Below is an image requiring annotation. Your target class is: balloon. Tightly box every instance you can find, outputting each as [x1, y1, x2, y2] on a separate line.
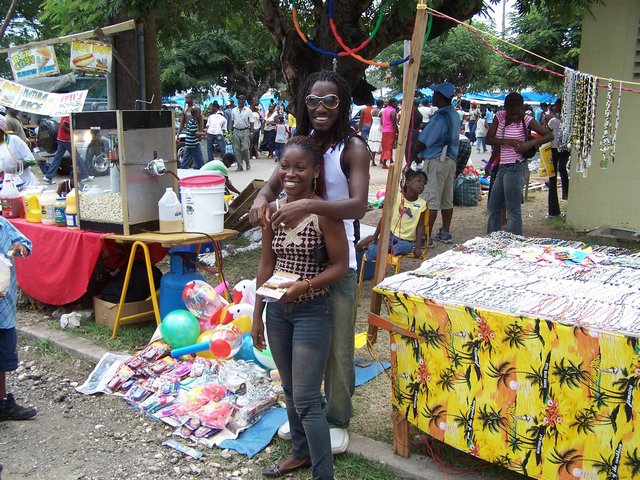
[182, 280, 227, 320]
[253, 345, 277, 370]
[161, 309, 201, 348]
[235, 333, 258, 362]
[231, 315, 252, 334]
[195, 330, 216, 358]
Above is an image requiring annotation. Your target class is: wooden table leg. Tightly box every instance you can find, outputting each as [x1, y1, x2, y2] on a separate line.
[392, 410, 411, 457]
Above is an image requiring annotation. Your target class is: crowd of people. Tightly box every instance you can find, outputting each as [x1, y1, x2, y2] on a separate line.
[177, 94, 297, 173]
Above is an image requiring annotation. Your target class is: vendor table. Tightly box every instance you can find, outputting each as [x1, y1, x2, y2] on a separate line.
[9, 218, 107, 305]
[106, 230, 237, 338]
[371, 233, 640, 480]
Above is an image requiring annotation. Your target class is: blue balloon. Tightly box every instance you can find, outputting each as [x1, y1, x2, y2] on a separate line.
[235, 333, 258, 362]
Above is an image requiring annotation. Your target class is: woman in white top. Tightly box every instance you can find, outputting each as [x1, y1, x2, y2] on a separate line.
[475, 113, 488, 153]
[261, 104, 278, 158]
[366, 99, 384, 166]
[0, 115, 38, 190]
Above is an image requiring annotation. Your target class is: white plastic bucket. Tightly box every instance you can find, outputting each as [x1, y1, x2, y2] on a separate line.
[179, 174, 228, 233]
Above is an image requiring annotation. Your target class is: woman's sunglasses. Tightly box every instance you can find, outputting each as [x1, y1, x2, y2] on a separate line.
[305, 94, 340, 110]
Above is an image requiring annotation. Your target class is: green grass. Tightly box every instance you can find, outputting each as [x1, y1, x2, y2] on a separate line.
[257, 438, 397, 479]
[33, 338, 73, 360]
[56, 318, 158, 353]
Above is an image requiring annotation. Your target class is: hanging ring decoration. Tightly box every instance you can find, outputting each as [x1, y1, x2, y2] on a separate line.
[291, 0, 432, 68]
[327, 0, 433, 67]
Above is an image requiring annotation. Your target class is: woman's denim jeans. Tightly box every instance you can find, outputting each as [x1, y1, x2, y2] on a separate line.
[266, 295, 334, 480]
[487, 161, 527, 235]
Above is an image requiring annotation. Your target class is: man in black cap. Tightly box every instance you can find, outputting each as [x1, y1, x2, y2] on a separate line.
[413, 82, 461, 246]
[231, 95, 253, 170]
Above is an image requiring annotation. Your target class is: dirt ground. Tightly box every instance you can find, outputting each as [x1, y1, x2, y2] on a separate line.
[1, 182, 573, 480]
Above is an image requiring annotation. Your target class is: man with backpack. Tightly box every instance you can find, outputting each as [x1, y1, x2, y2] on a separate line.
[413, 82, 460, 247]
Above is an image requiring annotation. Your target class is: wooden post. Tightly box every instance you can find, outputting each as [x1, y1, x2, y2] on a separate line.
[367, 4, 430, 346]
[392, 410, 411, 457]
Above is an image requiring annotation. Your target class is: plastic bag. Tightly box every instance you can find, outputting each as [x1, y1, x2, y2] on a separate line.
[538, 143, 555, 177]
[0, 254, 12, 297]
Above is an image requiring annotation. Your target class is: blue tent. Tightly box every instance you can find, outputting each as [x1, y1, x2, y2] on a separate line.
[464, 90, 557, 105]
[394, 87, 434, 101]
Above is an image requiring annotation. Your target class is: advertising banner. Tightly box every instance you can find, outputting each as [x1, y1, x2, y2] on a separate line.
[70, 40, 112, 73]
[0, 77, 87, 115]
[8, 45, 60, 81]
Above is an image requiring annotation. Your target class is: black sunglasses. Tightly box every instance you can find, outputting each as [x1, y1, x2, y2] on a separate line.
[305, 94, 340, 110]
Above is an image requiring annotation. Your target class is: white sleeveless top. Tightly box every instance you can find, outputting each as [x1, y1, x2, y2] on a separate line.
[324, 142, 357, 270]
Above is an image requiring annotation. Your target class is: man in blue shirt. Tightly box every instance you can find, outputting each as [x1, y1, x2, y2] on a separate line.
[413, 82, 460, 247]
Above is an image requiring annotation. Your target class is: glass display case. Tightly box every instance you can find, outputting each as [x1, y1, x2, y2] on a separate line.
[71, 110, 177, 234]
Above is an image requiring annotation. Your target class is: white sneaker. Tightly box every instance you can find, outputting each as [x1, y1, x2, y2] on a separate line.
[330, 428, 349, 455]
[277, 420, 291, 440]
[251, 155, 256, 160]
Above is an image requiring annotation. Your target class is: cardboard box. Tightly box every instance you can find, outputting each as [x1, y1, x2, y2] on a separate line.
[93, 295, 155, 330]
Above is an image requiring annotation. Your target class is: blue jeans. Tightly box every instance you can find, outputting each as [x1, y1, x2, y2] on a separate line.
[206, 134, 225, 162]
[181, 144, 204, 169]
[267, 295, 334, 480]
[487, 161, 527, 235]
[274, 142, 285, 160]
[45, 141, 90, 180]
[476, 136, 486, 152]
[362, 234, 414, 281]
[325, 269, 357, 429]
[360, 124, 371, 141]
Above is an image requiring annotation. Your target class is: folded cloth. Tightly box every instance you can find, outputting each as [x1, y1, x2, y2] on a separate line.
[355, 358, 391, 387]
[219, 407, 287, 458]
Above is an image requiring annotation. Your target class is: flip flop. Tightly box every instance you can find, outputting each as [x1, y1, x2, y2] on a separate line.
[262, 457, 311, 478]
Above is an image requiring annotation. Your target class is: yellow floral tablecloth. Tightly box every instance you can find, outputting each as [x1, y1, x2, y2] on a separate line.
[375, 282, 640, 479]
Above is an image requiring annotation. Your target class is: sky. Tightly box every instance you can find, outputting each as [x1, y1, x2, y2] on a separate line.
[475, 0, 516, 34]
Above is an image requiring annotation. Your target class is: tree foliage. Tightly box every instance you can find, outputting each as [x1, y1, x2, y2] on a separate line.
[371, 21, 502, 94]
[489, 5, 582, 94]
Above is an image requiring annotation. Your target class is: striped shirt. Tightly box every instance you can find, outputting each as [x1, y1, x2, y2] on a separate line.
[495, 111, 533, 164]
[185, 117, 200, 147]
[0, 217, 31, 329]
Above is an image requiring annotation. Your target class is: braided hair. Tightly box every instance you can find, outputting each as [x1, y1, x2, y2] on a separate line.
[280, 135, 326, 198]
[295, 70, 352, 144]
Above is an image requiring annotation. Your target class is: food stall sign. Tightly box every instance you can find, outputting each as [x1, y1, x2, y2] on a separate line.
[70, 40, 112, 73]
[8, 45, 60, 81]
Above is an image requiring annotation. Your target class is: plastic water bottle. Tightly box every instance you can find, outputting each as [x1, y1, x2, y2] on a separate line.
[40, 190, 57, 225]
[65, 188, 79, 229]
[158, 187, 183, 233]
[0, 174, 21, 218]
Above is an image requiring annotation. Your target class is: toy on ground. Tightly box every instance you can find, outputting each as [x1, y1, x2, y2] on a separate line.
[232, 279, 256, 305]
[182, 280, 229, 321]
[234, 333, 258, 363]
[171, 324, 242, 359]
[160, 309, 201, 348]
[219, 303, 253, 334]
[253, 345, 277, 370]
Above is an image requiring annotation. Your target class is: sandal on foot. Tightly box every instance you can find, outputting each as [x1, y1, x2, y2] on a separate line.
[262, 457, 311, 478]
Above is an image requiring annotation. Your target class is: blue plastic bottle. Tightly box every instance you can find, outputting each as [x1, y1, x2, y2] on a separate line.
[159, 254, 205, 319]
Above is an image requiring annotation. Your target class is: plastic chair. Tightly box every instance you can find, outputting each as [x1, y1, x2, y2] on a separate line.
[357, 208, 429, 301]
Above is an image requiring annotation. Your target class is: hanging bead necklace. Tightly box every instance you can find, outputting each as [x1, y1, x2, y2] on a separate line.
[599, 78, 614, 169]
